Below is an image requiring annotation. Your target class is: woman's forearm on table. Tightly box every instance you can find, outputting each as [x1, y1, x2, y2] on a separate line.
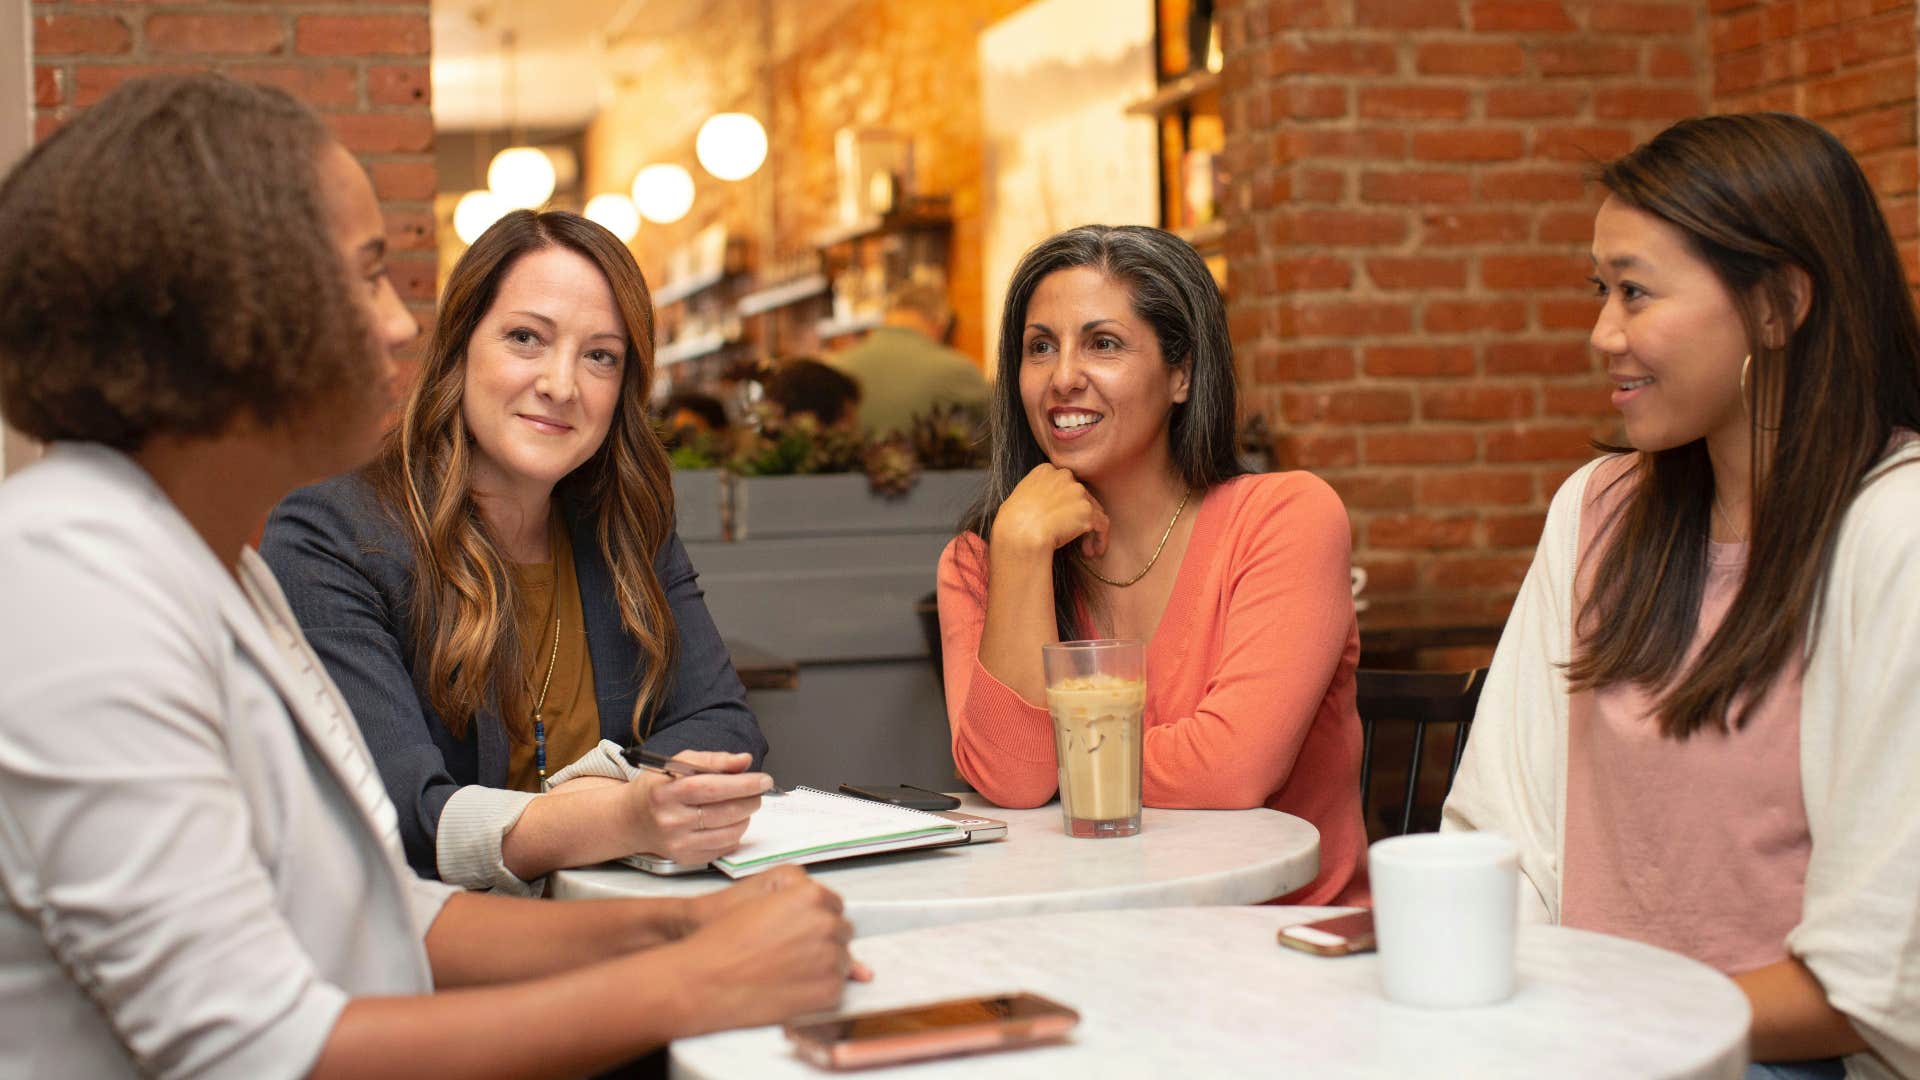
[975, 538, 1059, 708]
[422, 891, 690, 988]
[500, 782, 642, 881]
[1735, 956, 1869, 1062]
[311, 947, 700, 1080]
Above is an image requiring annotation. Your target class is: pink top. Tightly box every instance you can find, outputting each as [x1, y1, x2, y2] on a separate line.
[1562, 456, 1810, 975]
[936, 472, 1368, 905]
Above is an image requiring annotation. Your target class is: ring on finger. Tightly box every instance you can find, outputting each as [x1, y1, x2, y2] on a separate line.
[697, 806, 706, 831]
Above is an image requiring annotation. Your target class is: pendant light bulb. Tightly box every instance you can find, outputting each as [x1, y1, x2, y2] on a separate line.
[630, 163, 695, 224]
[454, 189, 510, 245]
[583, 193, 641, 243]
[487, 146, 557, 210]
[695, 112, 769, 182]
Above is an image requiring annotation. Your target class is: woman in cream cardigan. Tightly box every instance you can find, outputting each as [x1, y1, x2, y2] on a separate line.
[0, 74, 858, 1079]
[1443, 114, 1920, 1080]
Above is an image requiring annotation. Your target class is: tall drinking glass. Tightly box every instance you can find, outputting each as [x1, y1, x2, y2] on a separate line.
[1041, 639, 1146, 838]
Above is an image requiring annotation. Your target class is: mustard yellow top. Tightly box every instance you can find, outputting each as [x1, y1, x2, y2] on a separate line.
[506, 513, 601, 792]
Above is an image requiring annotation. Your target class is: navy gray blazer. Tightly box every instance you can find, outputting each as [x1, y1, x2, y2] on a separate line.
[260, 472, 766, 880]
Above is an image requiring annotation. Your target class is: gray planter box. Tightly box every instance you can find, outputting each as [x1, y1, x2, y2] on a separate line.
[679, 469, 989, 789]
[669, 468, 726, 542]
[687, 532, 954, 663]
[731, 470, 984, 540]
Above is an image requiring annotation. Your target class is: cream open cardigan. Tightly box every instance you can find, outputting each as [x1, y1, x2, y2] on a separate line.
[1443, 440, 1920, 1079]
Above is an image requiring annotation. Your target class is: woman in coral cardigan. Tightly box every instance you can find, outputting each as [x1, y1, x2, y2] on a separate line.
[937, 225, 1368, 904]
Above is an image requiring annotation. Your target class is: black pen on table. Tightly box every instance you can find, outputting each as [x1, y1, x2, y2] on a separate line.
[620, 745, 788, 795]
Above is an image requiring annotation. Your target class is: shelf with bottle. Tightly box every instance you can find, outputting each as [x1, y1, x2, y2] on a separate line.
[653, 222, 747, 307]
[1175, 218, 1227, 255]
[736, 273, 830, 317]
[656, 328, 744, 368]
[1144, 0, 1226, 288]
[810, 196, 952, 251]
[1125, 68, 1222, 118]
[653, 266, 737, 307]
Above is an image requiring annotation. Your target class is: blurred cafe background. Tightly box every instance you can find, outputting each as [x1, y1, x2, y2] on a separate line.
[8, 0, 1914, 821]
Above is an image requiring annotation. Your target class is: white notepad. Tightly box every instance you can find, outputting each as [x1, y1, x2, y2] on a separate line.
[712, 787, 966, 878]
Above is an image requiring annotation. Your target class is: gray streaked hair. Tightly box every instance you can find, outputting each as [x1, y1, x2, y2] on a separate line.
[959, 224, 1245, 640]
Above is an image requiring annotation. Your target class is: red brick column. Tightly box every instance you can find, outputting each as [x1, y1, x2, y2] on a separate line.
[1216, 0, 1705, 612]
[29, 1, 438, 324]
[1710, 0, 1919, 284]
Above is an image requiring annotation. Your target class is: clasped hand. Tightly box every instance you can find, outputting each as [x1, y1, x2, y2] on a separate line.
[991, 463, 1110, 558]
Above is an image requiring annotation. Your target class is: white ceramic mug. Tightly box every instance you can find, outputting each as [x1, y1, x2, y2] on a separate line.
[1369, 832, 1519, 1008]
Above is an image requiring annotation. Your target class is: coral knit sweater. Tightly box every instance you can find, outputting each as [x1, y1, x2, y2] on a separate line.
[936, 472, 1368, 905]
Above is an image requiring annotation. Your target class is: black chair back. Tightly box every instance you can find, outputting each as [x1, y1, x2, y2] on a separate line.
[915, 590, 943, 684]
[1355, 667, 1488, 838]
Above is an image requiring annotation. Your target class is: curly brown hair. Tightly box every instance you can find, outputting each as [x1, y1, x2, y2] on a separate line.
[0, 73, 372, 450]
[367, 210, 680, 743]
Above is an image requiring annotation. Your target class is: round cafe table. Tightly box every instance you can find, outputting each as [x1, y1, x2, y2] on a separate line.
[548, 794, 1320, 937]
[669, 906, 1750, 1080]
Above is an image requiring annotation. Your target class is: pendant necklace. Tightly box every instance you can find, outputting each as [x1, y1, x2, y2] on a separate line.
[1080, 488, 1193, 588]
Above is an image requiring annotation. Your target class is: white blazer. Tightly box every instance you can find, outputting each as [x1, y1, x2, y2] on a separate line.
[0, 444, 456, 1080]
[1444, 440, 1920, 1080]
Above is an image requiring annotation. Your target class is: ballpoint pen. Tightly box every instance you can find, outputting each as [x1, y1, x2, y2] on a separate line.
[620, 744, 788, 795]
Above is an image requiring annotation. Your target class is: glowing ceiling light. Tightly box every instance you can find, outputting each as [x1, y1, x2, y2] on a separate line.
[695, 112, 769, 182]
[583, 192, 641, 243]
[487, 146, 557, 210]
[453, 189, 509, 245]
[630, 163, 695, 224]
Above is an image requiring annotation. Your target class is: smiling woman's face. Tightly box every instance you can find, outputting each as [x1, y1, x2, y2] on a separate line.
[314, 140, 418, 470]
[1017, 266, 1190, 487]
[1588, 195, 1751, 455]
[461, 245, 629, 501]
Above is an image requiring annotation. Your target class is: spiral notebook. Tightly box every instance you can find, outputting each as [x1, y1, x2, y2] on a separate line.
[710, 786, 968, 879]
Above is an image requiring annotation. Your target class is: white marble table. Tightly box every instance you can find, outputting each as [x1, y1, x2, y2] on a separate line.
[670, 906, 1751, 1080]
[548, 795, 1320, 937]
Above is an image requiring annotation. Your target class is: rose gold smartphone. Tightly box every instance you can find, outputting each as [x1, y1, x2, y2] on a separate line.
[1277, 909, 1376, 956]
[783, 992, 1079, 1070]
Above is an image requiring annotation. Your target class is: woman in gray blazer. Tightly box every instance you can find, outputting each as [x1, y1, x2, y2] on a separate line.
[263, 210, 771, 895]
[0, 74, 857, 1080]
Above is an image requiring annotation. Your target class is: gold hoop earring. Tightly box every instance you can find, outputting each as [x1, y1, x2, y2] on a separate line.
[1741, 351, 1783, 433]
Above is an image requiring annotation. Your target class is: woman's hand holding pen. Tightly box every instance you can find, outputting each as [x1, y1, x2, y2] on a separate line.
[624, 750, 772, 866]
[671, 868, 869, 1034]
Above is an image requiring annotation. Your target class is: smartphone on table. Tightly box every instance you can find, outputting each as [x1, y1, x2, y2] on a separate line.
[1276, 909, 1376, 956]
[838, 783, 962, 812]
[783, 992, 1079, 1070]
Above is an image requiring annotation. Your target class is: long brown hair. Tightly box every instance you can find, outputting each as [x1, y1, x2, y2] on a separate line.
[1568, 113, 1920, 737]
[369, 209, 678, 741]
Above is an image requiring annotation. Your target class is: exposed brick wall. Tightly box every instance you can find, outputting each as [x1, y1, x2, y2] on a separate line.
[584, 0, 1030, 367]
[29, 1, 438, 327]
[1710, 0, 1919, 283]
[1216, 0, 1709, 613]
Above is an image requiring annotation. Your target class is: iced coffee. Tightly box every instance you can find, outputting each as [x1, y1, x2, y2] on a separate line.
[1041, 640, 1146, 838]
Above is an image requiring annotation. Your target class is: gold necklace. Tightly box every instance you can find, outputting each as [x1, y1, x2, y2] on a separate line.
[531, 603, 561, 785]
[1711, 490, 1748, 544]
[1080, 488, 1193, 588]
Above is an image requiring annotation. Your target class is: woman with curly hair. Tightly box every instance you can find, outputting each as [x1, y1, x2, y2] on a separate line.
[0, 73, 857, 1079]
[262, 210, 770, 894]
